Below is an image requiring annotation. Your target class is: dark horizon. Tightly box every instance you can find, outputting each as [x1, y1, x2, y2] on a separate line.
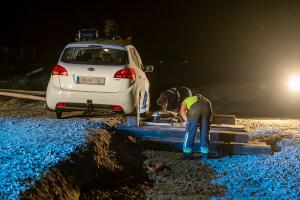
[1, 0, 300, 86]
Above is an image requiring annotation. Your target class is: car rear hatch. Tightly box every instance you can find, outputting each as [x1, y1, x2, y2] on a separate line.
[58, 63, 125, 93]
[56, 45, 128, 93]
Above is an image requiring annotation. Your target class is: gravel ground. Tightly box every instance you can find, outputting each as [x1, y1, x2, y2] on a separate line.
[143, 150, 226, 200]
[139, 119, 300, 200]
[0, 98, 54, 118]
[204, 119, 300, 199]
[1, 97, 300, 199]
[0, 117, 103, 199]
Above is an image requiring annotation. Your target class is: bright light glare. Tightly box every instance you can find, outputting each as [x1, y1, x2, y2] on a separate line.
[287, 75, 300, 92]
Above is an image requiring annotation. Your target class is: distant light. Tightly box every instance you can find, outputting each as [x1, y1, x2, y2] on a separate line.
[287, 75, 300, 92]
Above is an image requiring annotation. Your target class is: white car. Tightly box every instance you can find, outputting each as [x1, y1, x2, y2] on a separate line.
[46, 41, 153, 118]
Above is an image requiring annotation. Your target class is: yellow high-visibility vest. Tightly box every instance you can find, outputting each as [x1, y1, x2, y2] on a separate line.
[182, 96, 198, 110]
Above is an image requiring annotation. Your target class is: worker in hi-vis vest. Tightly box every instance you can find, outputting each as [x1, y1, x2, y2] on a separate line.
[157, 87, 192, 112]
[180, 94, 212, 159]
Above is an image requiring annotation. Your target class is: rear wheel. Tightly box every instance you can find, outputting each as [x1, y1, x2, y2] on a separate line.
[56, 110, 62, 119]
[126, 92, 141, 127]
[136, 92, 141, 127]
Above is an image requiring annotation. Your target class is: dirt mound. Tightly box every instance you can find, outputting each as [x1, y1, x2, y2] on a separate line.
[20, 128, 150, 200]
[80, 132, 150, 199]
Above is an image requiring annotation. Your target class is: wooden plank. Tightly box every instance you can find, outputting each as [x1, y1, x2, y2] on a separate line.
[0, 91, 46, 101]
[0, 89, 46, 96]
[139, 138, 271, 155]
[140, 122, 246, 132]
[211, 124, 246, 132]
[117, 125, 249, 143]
[212, 114, 236, 125]
[210, 131, 249, 143]
[210, 142, 271, 155]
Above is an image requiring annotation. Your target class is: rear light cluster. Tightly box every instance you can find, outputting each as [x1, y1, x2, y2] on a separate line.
[56, 102, 66, 107]
[112, 105, 123, 111]
[52, 65, 68, 76]
[114, 68, 135, 80]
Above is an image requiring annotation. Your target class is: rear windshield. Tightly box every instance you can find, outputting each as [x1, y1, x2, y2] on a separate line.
[61, 47, 128, 65]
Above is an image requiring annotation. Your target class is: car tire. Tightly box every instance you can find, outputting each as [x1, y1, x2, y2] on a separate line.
[56, 110, 63, 119]
[136, 92, 141, 127]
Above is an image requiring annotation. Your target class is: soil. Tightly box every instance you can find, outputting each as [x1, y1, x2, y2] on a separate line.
[141, 149, 226, 200]
[0, 97, 227, 199]
[0, 97, 54, 118]
[4, 97, 299, 199]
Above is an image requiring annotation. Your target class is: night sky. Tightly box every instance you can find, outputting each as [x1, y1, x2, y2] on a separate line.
[1, 0, 300, 86]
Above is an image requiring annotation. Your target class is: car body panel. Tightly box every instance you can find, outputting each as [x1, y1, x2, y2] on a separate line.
[57, 62, 125, 93]
[46, 41, 151, 115]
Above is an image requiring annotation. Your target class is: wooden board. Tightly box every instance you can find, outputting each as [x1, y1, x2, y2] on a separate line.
[210, 142, 271, 155]
[146, 112, 236, 125]
[0, 91, 46, 101]
[211, 124, 246, 132]
[139, 138, 271, 155]
[210, 130, 249, 143]
[0, 89, 46, 96]
[117, 125, 249, 143]
[212, 114, 236, 125]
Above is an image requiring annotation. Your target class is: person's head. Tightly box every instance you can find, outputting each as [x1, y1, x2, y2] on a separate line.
[157, 96, 168, 111]
[180, 87, 192, 99]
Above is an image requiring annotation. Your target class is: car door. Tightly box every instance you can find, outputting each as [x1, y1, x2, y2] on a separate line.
[129, 47, 149, 113]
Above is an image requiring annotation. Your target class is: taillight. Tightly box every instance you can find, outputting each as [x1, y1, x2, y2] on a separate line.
[52, 65, 68, 76]
[56, 102, 66, 107]
[114, 68, 135, 80]
[112, 105, 123, 111]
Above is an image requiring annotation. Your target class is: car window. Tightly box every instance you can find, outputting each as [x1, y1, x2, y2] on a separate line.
[61, 47, 128, 65]
[130, 48, 141, 68]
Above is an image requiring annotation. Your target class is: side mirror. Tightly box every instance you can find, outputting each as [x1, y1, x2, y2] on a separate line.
[144, 65, 154, 73]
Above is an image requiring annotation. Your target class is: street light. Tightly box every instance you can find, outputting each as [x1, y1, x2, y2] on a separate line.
[287, 74, 300, 92]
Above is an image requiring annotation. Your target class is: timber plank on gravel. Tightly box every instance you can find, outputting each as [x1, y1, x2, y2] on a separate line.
[139, 138, 271, 155]
[117, 125, 249, 143]
[210, 142, 271, 155]
[212, 114, 236, 125]
[0, 91, 46, 101]
[210, 130, 249, 143]
[140, 122, 246, 132]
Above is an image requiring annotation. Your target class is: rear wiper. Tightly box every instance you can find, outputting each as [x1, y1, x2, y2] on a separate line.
[88, 45, 103, 48]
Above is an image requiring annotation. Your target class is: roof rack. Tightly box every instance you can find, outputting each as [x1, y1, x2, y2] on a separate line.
[75, 29, 132, 45]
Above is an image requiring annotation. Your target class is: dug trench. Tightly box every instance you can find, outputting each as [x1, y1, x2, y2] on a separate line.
[20, 122, 227, 200]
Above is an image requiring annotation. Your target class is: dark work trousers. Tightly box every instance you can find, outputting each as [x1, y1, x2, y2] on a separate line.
[183, 99, 212, 154]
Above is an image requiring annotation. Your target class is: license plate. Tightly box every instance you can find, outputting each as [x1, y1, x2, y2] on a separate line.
[76, 76, 105, 85]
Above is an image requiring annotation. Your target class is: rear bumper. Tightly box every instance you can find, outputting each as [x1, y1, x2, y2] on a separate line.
[46, 84, 135, 114]
[55, 103, 124, 113]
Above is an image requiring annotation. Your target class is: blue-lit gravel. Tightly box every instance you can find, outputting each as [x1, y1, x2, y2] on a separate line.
[208, 119, 300, 199]
[0, 117, 103, 199]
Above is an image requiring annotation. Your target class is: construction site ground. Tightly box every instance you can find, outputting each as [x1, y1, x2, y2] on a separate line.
[1, 96, 300, 199]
